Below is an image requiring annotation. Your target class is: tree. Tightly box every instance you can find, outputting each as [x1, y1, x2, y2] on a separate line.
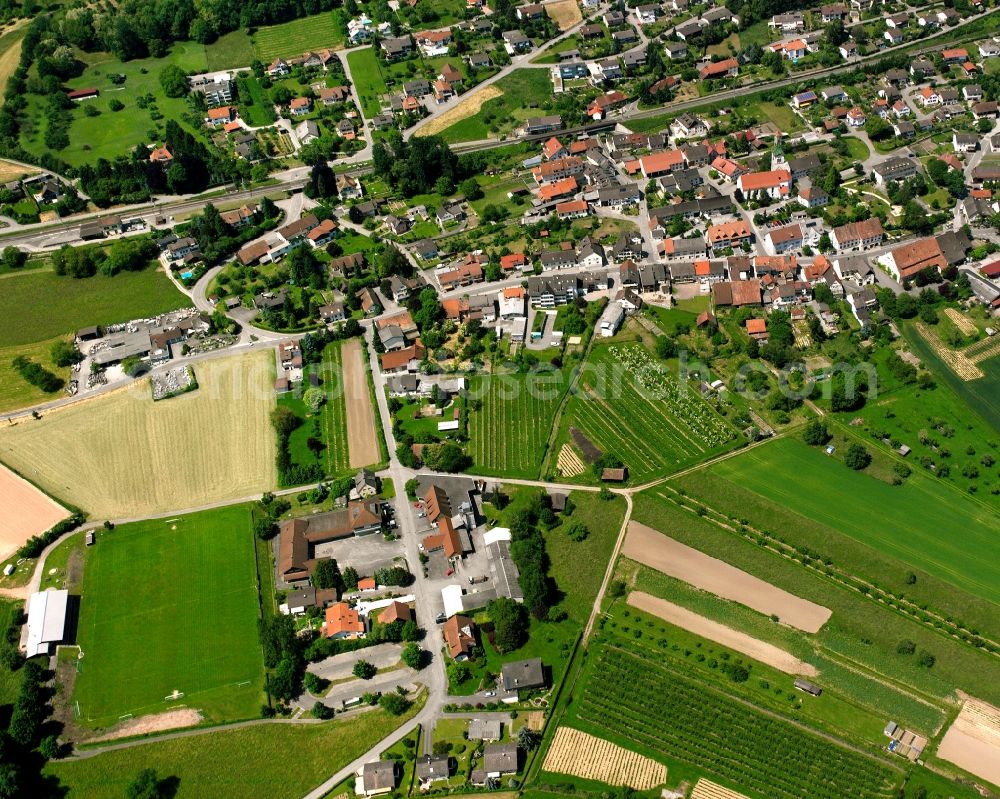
[917, 651, 936, 669]
[459, 177, 483, 201]
[803, 419, 830, 446]
[517, 725, 541, 750]
[50, 339, 82, 367]
[565, 520, 589, 542]
[254, 517, 278, 540]
[126, 769, 167, 799]
[379, 691, 411, 715]
[313, 559, 343, 591]
[655, 336, 677, 359]
[159, 64, 188, 98]
[353, 660, 377, 679]
[489, 597, 529, 653]
[401, 642, 425, 670]
[844, 443, 871, 470]
[1, 246, 26, 270]
[342, 566, 359, 590]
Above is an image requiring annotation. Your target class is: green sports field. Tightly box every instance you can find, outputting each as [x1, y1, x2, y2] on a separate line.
[705, 437, 1000, 604]
[73, 506, 265, 727]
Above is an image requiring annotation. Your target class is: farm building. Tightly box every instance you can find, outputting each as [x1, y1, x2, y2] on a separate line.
[601, 467, 628, 482]
[24, 589, 69, 657]
[794, 678, 822, 696]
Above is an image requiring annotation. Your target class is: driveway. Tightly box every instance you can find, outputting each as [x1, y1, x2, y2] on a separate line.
[307, 642, 405, 681]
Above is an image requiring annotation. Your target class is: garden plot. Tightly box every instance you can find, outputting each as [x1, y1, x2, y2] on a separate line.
[943, 308, 978, 337]
[563, 344, 736, 481]
[543, 726, 666, 789]
[626, 592, 818, 676]
[573, 644, 900, 799]
[556, 444, 585, 477]
[691, 779, 751, 799]
[468, 370, 568, 479]
[936, 697, 1000, 789]
[915, 323, 982, 380]
[621, 522, 832, 633]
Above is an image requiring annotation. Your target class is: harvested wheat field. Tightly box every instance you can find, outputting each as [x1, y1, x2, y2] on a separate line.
[622, 522, 832, 633]
[0, 462, 68, 559]
[0, 352, 276, 519]
[627, 591, 818, 676]
[556, 444, 585, 477]
[690, 779, 751, 799]
[342, 338, 380, 467]
[543, 726, 666, 789]
[937, 697, 1000, 788]
[416, 85, 503, 136]
[545, 0, 582, 30]
[0, 157, 37, 182]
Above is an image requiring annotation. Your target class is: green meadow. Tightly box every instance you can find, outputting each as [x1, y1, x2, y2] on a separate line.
[73, 506, 265, 727]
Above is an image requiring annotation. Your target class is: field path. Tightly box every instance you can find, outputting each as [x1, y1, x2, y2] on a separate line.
[341, 338, 379, 468]
[627, 591, 818, 676]
[622, 521, 832, 633]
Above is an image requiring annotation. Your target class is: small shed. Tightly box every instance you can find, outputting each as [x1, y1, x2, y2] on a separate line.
[601, 467, 628, 482]
[794, 678, 822, 696]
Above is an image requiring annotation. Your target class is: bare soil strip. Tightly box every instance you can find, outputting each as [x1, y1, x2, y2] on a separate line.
[543, 726, 666, 789]
[622, 522, 832, 633]
[0, 462, 68, 561]
[627, 591, 818, 676]
[691, 779, 751, 799]
[937, 697, 1000, 789]
[416, 85, 503, 137]
[342, 338, 380, 468]
[85, 708, 203, 743]
[544, 0, 583, 30]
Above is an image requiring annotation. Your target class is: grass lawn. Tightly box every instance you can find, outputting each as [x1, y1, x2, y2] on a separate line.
[903, 322, 1000, 435]
[737, 19, 772, 46]
[0, 335, 73, 414]
[45, 700, 423, 798]
[842, 136, 870, 161]
[984, 57, 1000, 75]
[253, 12, 347, 62]
[346, 48, 388, 119]
[205, 29, 256, 71]
[278, 341, 351, 478]
[467, 368, 570, 479]
[21, 44, 208, 166]
[706, 437, 1000, 605]
[439, 70, 554, 144]
[237, 75, 277, 126]
[73, 505, 264, 727]
[0, 599, 23, 705]
[0, 265, 187, 347]
[544, 492, 626, 625]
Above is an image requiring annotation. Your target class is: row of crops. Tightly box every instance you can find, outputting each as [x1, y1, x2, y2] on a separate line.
[574, 644, 900, 799]
[608, 345, 735, 450]
[468, 371, 568, 479]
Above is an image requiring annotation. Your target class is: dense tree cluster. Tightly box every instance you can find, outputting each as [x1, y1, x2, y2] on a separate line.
[373, 132, 460, 198]
[189, 197, 280, 263]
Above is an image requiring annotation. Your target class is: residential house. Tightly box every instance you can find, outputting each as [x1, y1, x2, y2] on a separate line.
[831, 217, 884, 251]
[362, 761, 397, 796]
[699, 57, 738, 80]
[873, 157, 918, 186]
[444, 614, 476, 659]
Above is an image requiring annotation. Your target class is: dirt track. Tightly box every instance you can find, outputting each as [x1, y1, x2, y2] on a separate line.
[627, 591, 818, 676]
[622, 522, 832, 633]
[937, 697, 1000, 788]
[342, 338, 380, 468]
[0, 462, 68, 561]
